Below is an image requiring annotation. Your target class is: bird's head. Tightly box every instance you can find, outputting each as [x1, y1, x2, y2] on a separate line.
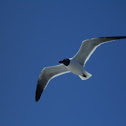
[59, 58, 70, 66]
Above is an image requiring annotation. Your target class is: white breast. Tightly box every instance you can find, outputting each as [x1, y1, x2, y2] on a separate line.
[66, 59, 84, 75]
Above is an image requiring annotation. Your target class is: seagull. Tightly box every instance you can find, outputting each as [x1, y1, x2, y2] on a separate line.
[35, 36, 126, 102]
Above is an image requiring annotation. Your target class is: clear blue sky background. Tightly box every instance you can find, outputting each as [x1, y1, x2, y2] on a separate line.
[0, 0, 126, 126]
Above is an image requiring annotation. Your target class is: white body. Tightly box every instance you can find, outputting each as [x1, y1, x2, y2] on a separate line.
[66, 59, 92, 80]
[66, 59, 84, 75]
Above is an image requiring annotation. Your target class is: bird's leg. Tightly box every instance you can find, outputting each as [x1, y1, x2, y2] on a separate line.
[83, 74, 87, 78]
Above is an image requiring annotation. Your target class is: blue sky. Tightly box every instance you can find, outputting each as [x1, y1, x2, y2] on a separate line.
[0, 0, 126, 126]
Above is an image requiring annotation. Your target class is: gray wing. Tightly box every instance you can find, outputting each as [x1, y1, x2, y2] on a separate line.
[35, 64, 69, 102]
[73, 36, 126, 66]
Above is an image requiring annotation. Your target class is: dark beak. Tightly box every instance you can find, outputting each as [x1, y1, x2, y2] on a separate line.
[59, 61, 63, 63]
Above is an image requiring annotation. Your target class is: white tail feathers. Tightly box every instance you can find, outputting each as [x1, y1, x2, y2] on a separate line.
[79, 71, 92, 80]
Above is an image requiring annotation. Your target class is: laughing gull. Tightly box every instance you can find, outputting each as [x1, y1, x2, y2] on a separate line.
[35, 36, 126, 102]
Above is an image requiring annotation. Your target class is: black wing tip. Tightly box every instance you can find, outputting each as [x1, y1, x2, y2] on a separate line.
[99, 36, 126, 39]
[35, 97, 39, 102]
[35, 83, 43, 102]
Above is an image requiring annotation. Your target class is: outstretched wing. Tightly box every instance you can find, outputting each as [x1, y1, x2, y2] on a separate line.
[36, 64, 69, 102]
[73, 36, 126, 66]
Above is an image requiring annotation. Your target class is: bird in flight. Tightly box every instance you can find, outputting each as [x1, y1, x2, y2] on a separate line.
[35, 36, 126, 102]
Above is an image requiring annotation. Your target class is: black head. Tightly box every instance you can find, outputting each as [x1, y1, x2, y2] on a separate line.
[59, 58, 70, 66]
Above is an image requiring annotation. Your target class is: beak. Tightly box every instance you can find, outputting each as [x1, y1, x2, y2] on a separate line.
[59, 61, 63, 63]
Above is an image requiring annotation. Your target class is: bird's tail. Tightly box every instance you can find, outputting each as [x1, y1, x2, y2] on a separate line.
[79, 70, 92, 80]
